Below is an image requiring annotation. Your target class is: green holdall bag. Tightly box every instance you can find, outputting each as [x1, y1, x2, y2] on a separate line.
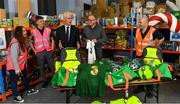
[57, 67, 78, 87]
[110, 96, 142, 104]
[153, 63, 172, 80]
[105, 64, 138, 90]
[105, 69, 126, 86]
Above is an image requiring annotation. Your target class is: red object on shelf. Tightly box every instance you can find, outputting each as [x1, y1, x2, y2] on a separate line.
[102, 47, 180, 54]
[105, 26, 135, 29]
[161, 50, 180, 54]
[3, 25, 169, 31]
[0, 62, 6, 69]
[102, 46, 135, 51]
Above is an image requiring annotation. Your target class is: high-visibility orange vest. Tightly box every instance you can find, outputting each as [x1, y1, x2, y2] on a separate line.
[135, 27, 156, 57]
[30, 27, 52, 52]
[6, 38, 27, 71]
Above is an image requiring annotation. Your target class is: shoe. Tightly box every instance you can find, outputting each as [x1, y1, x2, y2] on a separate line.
[27, 88, 39, 95]
[41, 81, 49, 89]
[14, 95, 24, 103]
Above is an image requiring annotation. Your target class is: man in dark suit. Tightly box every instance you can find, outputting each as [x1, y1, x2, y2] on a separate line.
[56, 11, 80, 49]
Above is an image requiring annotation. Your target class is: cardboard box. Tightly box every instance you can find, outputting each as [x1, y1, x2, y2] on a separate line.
[1, 19, 13, 28]
[105, 18, 114, 26]
[143, 8, 155, 15]
[119, 0, 130, 6]
[155, 5, 167, 13]
[120, 5, 130, 16]
[7, 19, 13, 28]
[1, 19, 7, 27]
[0, 18, 1, 27]
[17, 0, 32, 18]
[13, 18, 29, 28]
[118, 17, 124, 25]
[0, 9, 6, 19]
[96, 0, 106, 18]
[132, 0, 145, 6]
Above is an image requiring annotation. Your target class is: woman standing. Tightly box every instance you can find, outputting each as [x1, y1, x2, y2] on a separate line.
[6, 26, 39, 103]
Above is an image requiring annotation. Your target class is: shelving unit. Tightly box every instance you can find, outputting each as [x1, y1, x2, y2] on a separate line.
[103, 25, 179, 55]
[1, 25, 177, 55]
[102, 47, 135, 51]
[2, 27, 58, 31]
[102, 46, 180, 54]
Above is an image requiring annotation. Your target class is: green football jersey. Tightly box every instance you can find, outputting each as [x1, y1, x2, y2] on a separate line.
[76, 61, 106, 96]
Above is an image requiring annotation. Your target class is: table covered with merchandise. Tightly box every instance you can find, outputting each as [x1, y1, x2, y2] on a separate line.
[53, 58, 173, 103]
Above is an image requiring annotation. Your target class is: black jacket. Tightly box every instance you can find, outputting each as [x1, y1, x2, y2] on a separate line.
[55, 25, 80, 48]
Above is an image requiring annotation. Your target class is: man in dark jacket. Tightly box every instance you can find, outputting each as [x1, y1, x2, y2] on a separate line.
[82, 14, 107, 60]
[56, 11, 80, 49]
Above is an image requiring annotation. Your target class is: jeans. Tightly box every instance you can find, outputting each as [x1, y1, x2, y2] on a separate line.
[9, 70, 29, 97]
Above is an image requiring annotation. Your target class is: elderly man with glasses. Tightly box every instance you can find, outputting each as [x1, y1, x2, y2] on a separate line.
[82, 14, 107, 61]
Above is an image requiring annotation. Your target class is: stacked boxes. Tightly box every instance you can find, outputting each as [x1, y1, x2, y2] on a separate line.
[0, 9, 6, 19]
[17, 0, 32, 18]
[0, 19, 13, 28]
[115, 30, 129, 48]
[119, 0, 131, 17]
[13, 18, 29, 28]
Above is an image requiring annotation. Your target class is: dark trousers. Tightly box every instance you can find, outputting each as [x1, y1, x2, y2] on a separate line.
[9, 70, 30, 97]
[36, 50, 55, 82]
[95, 45, 103, 60]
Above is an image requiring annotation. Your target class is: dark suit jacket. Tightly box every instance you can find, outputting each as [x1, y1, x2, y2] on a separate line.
[55, 25, 80, 48]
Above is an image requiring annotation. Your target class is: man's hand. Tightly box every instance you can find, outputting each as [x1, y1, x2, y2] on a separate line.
[92, 39, 97, 43]
[34, 50, 37, 54]
[59, 43, 64, 49]
[15, 69, 21, 76]
[77, 43, 80, 49]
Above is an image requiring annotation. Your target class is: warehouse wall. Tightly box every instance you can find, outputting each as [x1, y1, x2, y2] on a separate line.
[31, 0, 38, 15]
[56, 0, 75, 15]
[4, 0, 17, 18]
[4, 0, 38, 18]
[3, 0, 95, 19]
[56, 0, 93, 23]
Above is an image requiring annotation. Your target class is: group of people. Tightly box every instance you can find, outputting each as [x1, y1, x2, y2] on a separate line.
[6, 11, 107, 103]
[6, 10, 164, 103]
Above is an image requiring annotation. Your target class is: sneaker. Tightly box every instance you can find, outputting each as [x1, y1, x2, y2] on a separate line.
[27, 88, 39, 95]
[41, 81, 49, 89]
[14, 95, 24, 103]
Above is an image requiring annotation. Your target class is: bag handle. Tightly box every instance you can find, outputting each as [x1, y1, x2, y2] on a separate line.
[62, 70, 69, 86]
[168, 64, 173, 71]
[107, 72, 129, 91]
[151, 69, 161, 82]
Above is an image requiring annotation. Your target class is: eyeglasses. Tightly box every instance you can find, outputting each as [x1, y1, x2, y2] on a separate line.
[88, 19, 96, 22]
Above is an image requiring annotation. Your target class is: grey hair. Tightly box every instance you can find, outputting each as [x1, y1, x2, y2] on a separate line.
[63, 11, 73, 19]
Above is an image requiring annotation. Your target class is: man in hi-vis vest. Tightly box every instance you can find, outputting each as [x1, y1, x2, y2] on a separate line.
[30, 16, 55, 88]
[133, 15, 164, 98]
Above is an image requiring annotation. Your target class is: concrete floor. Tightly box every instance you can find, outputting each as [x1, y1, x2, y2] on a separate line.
[4, 79, 180, 103]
